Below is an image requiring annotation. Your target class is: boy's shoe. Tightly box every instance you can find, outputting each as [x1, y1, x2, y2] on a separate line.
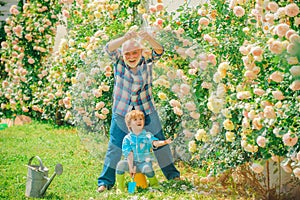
[116, 174, 125, 192]
[96, 185, 107, 193]
[148, 176, 159, 187]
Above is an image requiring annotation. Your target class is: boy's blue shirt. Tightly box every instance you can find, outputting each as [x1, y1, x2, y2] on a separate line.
[122, 129, 158, 162]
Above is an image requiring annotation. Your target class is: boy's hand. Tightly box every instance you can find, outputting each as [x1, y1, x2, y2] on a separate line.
[165, 137, 172, 144]
[129, 166, 136, 178]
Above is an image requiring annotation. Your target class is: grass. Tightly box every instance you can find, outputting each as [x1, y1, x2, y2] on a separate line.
[0, 121, 254, 200]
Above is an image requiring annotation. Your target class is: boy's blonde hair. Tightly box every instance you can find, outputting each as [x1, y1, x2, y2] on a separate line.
[125, 110, 145, 131]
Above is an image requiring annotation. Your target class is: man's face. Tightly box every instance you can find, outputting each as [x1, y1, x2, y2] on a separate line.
[122, 40, 142, 68]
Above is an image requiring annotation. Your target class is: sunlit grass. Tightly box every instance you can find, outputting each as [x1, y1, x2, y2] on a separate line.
[0, 121, 254, 199]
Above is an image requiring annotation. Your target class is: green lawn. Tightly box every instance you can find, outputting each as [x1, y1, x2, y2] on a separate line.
[0, 121, 252, 199]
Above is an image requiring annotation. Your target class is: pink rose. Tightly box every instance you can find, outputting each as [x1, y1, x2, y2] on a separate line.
[156, 3, 164, 11]
[199, 17, 210, 26]
[264, 106, 276, 119]
[251, 46, 263, 56]
[183, 129, 193, 139]
[282, 133, 298, 147]
[93, 89, 102, 98]
[149, 6, 157, 13]
[171, 84, 180, 93]
[252, 66, 261, 74]
[156, 18, 163, 26]
[188, 69, 197, 75]
[289, 34, 300, 44]
[252, 117, 263, 130]
[270, 71, 284, 83]
[101, 108, 109, 115]
[237, 91, 252, 100]
[233, 6, 245, 17]
[265, 13, 275, 23]
[190, 60, 199, 69]
[28, 58, 35, 64]
[256, 136, 266, 148]
[287, 43, 298, 55]
[272, 90, 285, 100]
[80, 52, 86, 60]
[13, 25, 23, 37]
[62, 9, 70, 18]
[185, 48, 195, 58]
[199, 61, 208, 70]
[253, 88, 265, 96]
[207, 53, 217, 65]
[2, 80, 9, 88]
[190, 112, 200, 120]
[1, 41, 8, 49]
[169, 99, 181, 107]
[261, 100, 273, 109]
[267, 2, 279, 12]
[244, 70, 257, 80]
[22, 107, 29, 112]
[242, 117, 250, 128]
[287, 57, 299, 65]
[239, 46, 249, 55]
[201, 82, 212, 89]
[180, 83, 190, 95]
[275, 24, 290, 38]
[295, 17, 300, 26]
[290, 80, 300, 91]
[286, 30, 296, 39]
[10, 5, 20, 15]
[285, 3, 299, 17]
[203, 34, 213, 42]
[185, 101, 196, 111]
[198, 53, 208, 61]
[269, 40, 284, 54]
[290, 66, 300, 77]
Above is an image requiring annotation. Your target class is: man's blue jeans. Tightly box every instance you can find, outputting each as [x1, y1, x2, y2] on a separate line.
[97, 110, 180, 189]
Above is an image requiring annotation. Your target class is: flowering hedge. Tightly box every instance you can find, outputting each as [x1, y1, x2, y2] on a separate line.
[1, 0, 300, 189]
[0, 0, 62, 121]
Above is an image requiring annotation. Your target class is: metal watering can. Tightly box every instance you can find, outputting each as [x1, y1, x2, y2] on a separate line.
[25, 156, 63, 198]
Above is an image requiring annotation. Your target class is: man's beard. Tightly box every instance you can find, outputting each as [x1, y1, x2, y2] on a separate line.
[124, 55, 142, 68]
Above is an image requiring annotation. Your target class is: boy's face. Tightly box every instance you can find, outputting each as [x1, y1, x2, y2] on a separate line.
[129, 116, 144, 134]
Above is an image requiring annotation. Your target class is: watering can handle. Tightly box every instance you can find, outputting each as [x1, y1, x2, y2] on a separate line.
[28, 156, 45, 170]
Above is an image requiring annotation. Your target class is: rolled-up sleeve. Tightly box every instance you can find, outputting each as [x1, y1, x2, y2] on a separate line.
[152, 47, 164, 61]
[104, 44, 121, 60]
[122, 137, 132, 158]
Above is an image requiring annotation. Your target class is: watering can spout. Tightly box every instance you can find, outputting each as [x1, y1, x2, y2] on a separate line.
[40, 163, 63, 196]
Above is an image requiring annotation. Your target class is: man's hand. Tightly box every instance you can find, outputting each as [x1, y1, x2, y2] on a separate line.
[138, 30, 152, 41]
[124, 30, 138, 41]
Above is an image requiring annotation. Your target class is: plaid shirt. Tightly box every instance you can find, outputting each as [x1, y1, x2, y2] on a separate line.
[105, 44, 163, 116]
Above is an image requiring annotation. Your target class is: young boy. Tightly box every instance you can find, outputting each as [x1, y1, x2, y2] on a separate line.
[115, 110, 172, 192]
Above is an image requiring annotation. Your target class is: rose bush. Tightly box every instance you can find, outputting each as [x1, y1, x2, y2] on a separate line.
[1, 0, 300, 196]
